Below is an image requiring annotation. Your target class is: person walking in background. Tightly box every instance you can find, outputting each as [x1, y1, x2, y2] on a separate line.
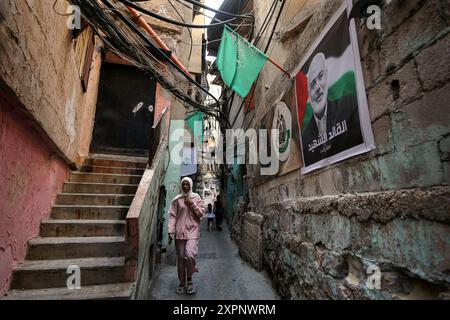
[206, 203, 215, 232]
[214, 195, 224, 232]
[168, 177, 205, 295]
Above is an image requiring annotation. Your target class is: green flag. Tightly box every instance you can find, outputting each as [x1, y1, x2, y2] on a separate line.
[216, 26, 268, 98]
[186, 111, 204, 145]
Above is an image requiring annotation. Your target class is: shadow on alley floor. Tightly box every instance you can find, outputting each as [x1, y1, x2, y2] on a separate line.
[150, 218, 279, 300]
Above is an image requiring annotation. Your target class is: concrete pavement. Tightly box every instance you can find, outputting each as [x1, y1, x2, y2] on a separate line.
[150, 218, 279, 300]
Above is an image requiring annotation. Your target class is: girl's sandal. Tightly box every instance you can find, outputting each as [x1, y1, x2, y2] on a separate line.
[176, 284, 185, 294]
[186, 281, 196, 295]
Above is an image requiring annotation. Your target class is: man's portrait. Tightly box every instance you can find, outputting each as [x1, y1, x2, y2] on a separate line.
[295, 9, 371, 172]
[300, 51, 363, 166]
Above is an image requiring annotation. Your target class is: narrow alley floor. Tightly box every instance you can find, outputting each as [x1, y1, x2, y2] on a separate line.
[150, 219, 279, 300]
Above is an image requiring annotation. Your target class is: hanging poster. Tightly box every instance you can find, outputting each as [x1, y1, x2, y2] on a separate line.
[294, 2, 375, 173]
[255, 81, 302, 183]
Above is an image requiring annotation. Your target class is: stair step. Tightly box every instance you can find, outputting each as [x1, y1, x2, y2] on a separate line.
[85, 157, 147, 169]
[11, 257, 126, 290]
[51, 205, 129, 220]
[80, 165, 145, 175]
[40, 220, 125, 237]
[27, 237, 125, 260]
[69, 172, 142, 184]
[63, 182, 139, 194]
[2, 282, 134, 300]
[55, 193, 135, 206]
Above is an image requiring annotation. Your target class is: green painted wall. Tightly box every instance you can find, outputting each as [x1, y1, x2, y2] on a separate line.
[162, 120, 184, 245]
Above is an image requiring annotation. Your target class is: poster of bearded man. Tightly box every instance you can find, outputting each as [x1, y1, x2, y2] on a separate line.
[294, 2, 375, 173]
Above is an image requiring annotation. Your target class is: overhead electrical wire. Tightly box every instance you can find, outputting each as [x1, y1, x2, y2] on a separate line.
[67, 0, 227, 126]
[253, 0, 278, 46]
[263, 0, 287, 52]
[239, 0, 287, 126]
[105, 2, 222, 115]
[180, 0, 254, 19]
[101, 1, 213, 98]
[228, 0, 287, 129]
[174, 0, 254, 28]
[223, 0, 279, 122]
[217, 1, 286, 176]
[88, 0, 257, 131]
[239, 0, 288, 130]
[176, 7, 257, 48]
[117, 0, 252, 29]
[167, 0, 193, 62]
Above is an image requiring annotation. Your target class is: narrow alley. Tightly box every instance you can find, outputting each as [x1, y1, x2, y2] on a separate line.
[151, 219, 279, 300]
[1, 0, 449, 304]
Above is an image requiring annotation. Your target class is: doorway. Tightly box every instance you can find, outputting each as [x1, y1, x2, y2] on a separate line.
[90, 63, 156, 157]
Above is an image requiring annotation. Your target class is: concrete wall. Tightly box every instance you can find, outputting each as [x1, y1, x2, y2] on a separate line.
[126, 135, 168, 300]
[0, 0, 191, 298]
[162, 118, 185, 246]
[139, 0, 193, 66]
[189, 11, 205, 74]
[0, 0, 98, 164]
[0, 0, 104, 295]
[0, 94, 69, 296]
[232, 0, 450, 299]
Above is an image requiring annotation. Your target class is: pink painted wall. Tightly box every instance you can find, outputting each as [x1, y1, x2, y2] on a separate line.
[0, 100, 69, 296]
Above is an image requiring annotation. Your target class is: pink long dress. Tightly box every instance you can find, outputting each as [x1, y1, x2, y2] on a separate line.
[168, 195, 205, 283]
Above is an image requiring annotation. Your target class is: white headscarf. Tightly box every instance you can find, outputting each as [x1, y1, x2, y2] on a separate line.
[172, 177, 201, 202]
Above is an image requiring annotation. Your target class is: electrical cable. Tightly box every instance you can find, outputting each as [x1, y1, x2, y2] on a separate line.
[175, 0, 254, 28]
[177, 12, 255, 48]
[167, 0, 193, 62]
[223, 0, 278, 123]
[180, 0, 254, 19]
[117, 0, 251, 29]
[102, 0, 221, 112]
[230, 0, 287, 130]
[253, 0, 278, 46]
[264, 0, 287, 53]
[69, 0, 227, 125]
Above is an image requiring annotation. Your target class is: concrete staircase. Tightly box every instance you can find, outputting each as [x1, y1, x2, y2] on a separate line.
[2, 155, 147, 300]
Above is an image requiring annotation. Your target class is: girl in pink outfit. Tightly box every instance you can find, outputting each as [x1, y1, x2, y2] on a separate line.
[168, 177, 205, 295]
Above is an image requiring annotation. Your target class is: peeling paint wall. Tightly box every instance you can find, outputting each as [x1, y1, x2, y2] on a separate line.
[0, 0, 91, 163]
[161, 118, 184, 246]
[126, 136, 168, 300]
[231, 0, 450, 299]
[0, 0, 101, 296]
[0, 100, 69, 296]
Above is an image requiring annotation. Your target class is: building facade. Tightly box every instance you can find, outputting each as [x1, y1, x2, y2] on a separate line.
[211, 0, 450, 299]
[0, 0, 199, 298]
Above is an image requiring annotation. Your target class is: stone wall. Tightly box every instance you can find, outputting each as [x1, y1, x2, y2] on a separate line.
[236, 0, 450, 299]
